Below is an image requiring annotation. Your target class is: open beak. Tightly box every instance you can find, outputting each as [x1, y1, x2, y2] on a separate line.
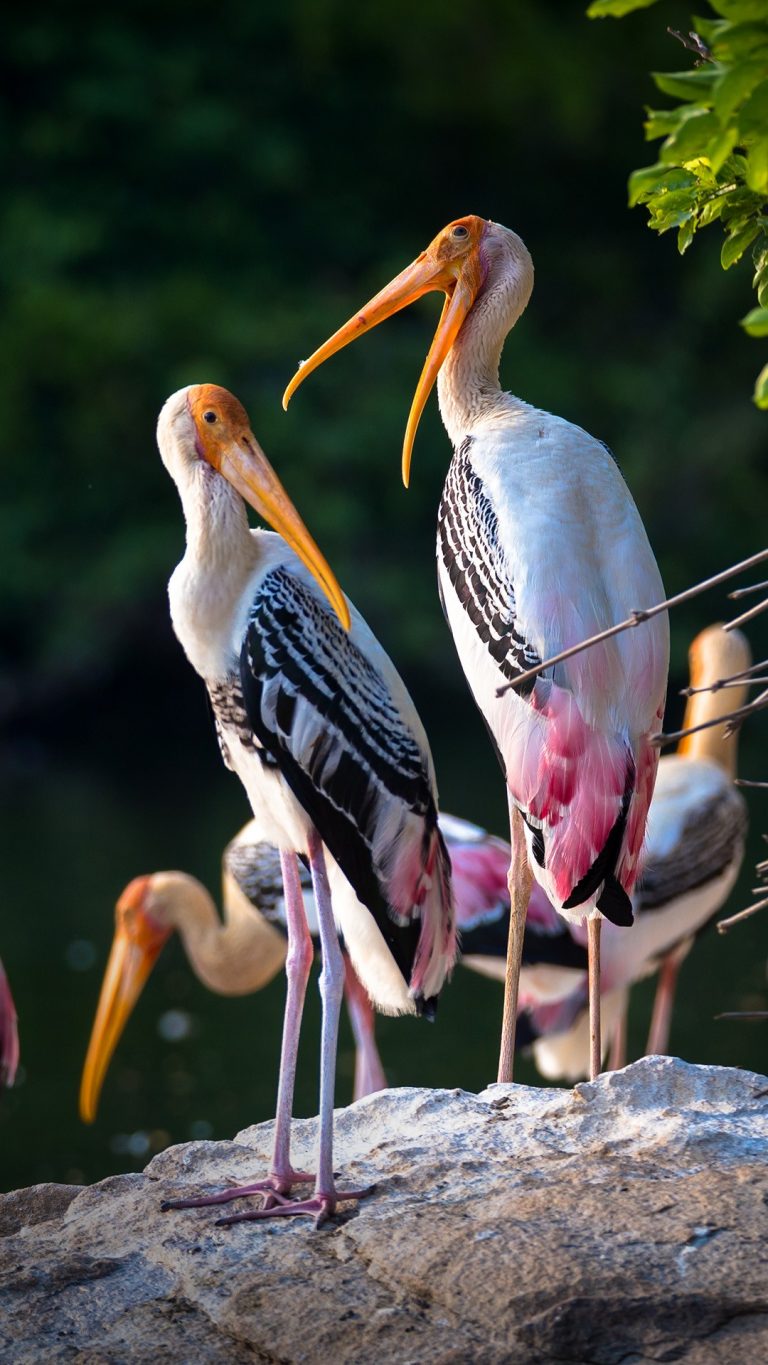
[283, 231, 486, 487]
[215, 431, 351, 631]
[79, 898, 170, 1124]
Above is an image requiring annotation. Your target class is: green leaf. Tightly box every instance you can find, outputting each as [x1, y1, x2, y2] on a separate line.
[627, 162, 694, 206]
[699, 196, 727, 225]
[711, 23, 768, 64]
[652, 68, 718, 102]
[678, 216, 697, 253]
[721, 218, 761, 266]
[586, 0, 661, 15]
[705, 121, 738, 173]
[746, 137, 768, 190]
[741, 305, 768, 334]
[661, 110, 720, 163]
[644, 106, 691, 139]
[709, 0, 768, 21]
[713, 59, 768, 121]
[647, 189, 697, 233]
[753, 361, 768, 408]
[738, 77, 768, 138]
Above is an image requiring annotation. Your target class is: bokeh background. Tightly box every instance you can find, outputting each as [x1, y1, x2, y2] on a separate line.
[2, 1, 766, 1190]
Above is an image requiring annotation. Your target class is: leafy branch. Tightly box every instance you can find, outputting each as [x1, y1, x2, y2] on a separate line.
[588, 0, 768, 409]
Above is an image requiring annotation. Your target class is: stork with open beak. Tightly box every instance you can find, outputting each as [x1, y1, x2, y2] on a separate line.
[153, 385, 454, 1225]
[283, 215, 669, 1082]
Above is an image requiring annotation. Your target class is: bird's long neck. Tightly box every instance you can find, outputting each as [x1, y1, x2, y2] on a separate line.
[437, 246, 533, 447]
[171, 465, 261, 678]
[167, 873, 286, 996]
[677, 673, 748, 776]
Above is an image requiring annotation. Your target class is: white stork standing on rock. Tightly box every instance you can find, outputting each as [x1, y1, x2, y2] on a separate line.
[152, 384, 454, 1225]
[283, 213, 670, 1081]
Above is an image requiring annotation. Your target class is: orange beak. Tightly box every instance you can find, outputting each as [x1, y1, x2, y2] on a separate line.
[283, 217, 488, 487]
[209, 429, 350, 632]
[79, 880, 171, 1124]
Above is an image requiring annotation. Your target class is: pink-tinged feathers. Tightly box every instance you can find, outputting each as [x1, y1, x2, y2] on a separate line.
[447, 828, 561, 935]
[0, 958, 19, 1088]
[386, 821, 456, 1002]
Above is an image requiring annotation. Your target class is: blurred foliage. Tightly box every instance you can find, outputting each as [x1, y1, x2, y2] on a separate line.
[2, 0, 767, 719]
[590, 0, 768, 407]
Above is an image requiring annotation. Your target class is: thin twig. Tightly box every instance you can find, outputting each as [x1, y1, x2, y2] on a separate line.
[717, 895, 768, 934]
[667, 26, 714, 64]
[726, 597, 768, 631]
[495, 548, 768, 699]
[681, 677, 768, 696]
[715, 1011, 768, 1021]
[737, 779, 768, 789]
[680, 658, 768, 696]
[730, 579, 768, 600]
[653, 689, 768, 748]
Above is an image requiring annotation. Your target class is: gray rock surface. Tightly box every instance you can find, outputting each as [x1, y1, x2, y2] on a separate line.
[1, 1056, 767, 1363]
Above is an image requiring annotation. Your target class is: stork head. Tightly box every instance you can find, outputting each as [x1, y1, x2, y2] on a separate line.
[79, 873, 182, 1124]
[157, 384, 350, 630]
[283, 216, 532, 486]
[679, 623, 752, 771]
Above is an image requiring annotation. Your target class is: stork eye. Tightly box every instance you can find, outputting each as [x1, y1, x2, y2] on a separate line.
[203, 410, 218, 424]
[451, 225, 469, 240]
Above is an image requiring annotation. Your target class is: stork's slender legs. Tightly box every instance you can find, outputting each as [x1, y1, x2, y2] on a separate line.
[645, 946, 686, 1056]
[498, 800, 532, 1084]
[587, 915, 602, 1082]
[343, 954, 388, 1101]
[268, 850, 315, 1185]
[218, 830, 371, 1228]
[161, 849, 314, 1214]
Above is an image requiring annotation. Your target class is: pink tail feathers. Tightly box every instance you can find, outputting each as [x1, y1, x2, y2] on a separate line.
[511, 684, 634, 910]
[407, 824, 456, 1003]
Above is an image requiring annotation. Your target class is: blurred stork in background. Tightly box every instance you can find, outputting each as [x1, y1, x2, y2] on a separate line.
[283, 213, 669, 1083]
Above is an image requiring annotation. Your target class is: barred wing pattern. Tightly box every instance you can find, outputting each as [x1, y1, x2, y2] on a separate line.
[438, 438, 541, 693]
[239, 567, 454, 1008]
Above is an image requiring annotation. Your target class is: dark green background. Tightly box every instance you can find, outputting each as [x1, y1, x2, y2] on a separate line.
[1, 1, 766, 1190]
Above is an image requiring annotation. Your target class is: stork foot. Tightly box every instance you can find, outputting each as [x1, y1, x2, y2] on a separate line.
[216, 1183, 374, 1230]
[161, 1169, 314, 1212]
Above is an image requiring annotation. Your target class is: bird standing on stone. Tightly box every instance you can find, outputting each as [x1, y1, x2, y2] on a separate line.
[283, 214, 669, 1082]
[153, 384, 454, 1224]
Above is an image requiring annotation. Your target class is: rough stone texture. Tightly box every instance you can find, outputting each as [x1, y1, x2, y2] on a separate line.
[1, 1057, 767, 1363]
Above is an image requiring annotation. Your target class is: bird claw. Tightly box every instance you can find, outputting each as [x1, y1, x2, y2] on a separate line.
[215, 1183, 374, 1230]
[161, 1169, 314, 1212]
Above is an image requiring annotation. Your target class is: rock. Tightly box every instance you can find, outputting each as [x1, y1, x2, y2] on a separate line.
[1, 1057, 767, 1363]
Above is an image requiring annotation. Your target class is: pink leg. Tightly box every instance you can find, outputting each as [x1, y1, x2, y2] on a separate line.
[645, 947, 686, 1056]
[343, 954, 387, 1101]
[218, 830, 372, 1228]
[588, 915, 602, 1082]
[498, 799, 532, 1084]
[162, 849, 314, 1213]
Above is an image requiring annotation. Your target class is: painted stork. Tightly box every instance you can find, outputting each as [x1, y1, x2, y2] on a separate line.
[153, 384, 454, 1224]
[79, 820, 387, 1123]
[283, 214, 669, 1081]
[0, 956, 19, 1088]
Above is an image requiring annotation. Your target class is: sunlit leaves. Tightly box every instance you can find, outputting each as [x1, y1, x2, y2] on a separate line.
[596, 0, 768, 408]
[587, 0, 661, 15]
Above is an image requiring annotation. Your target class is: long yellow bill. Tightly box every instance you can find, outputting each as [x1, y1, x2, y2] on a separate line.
[282, 216, 488, 487]
[189, 384, 351, 631]
[79, 882, 170, 1124]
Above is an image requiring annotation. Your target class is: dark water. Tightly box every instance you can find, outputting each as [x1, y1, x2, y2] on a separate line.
[1, 660, 766, 1193]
